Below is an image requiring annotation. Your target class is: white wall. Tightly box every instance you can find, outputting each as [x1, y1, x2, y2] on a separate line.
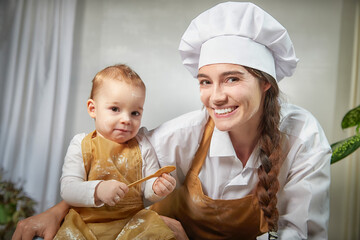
[70, 0, 345, 138]
[66, 0, 359, 239]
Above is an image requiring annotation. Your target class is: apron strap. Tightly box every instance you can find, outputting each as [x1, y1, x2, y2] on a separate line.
[188, 118, 215, 175]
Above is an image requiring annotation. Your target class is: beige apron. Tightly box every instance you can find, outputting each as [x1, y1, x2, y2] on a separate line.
[55, 131, 175, 240]
[151, 119, 268, 239]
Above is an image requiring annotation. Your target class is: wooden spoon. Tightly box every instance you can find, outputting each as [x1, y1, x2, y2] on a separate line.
[127, 165, 176, 188]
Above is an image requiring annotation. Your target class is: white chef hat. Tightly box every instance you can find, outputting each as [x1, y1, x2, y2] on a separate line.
[179, 2, 299, 81]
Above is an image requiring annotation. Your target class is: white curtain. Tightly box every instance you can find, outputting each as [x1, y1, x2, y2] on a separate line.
[0, 0, 77, 212]
[344, 1, 360, 238]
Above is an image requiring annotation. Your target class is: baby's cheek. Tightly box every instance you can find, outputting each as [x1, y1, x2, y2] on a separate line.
[133, 121, 142, 132]
[103, 119, 114, 129]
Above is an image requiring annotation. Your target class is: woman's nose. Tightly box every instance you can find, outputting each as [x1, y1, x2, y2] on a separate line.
[211, 85, 227, 105]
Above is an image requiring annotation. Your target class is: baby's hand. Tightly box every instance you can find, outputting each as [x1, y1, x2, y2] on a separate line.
[152, 173, 176, 197]
[95, 180, 129, 206]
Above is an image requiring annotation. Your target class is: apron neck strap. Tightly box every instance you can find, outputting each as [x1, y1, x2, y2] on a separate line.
[188, 117, 215, 175]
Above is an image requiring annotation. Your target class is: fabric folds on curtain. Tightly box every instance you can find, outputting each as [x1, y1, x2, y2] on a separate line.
[0, 0, 77, 212]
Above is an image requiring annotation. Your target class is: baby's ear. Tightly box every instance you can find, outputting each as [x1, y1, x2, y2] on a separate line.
[87, 99, 96, 119]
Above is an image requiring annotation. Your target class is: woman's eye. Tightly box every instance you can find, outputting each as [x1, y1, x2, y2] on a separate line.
[199, 80, 211, 85]
[227, 77, 239, 83]
[111, 107, 119, 112]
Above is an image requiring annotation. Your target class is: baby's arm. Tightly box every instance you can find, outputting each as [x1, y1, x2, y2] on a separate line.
[62, 134, 130, 207]
[94, 180, 129, 206]
[137, 128, 176, 202]
[61, 134, 102, 207]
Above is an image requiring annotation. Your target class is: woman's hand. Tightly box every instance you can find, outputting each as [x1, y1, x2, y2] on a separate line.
[153, 173, 176, 197]
[160, 215, 189, 240]
[12, 201, 70, 240]
[95, 180, 129, 206]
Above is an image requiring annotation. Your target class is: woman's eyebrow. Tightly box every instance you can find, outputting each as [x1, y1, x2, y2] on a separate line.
[220, 71, 245, 77]
[197, 71, 244, 79]
[197, 73, 209, 79]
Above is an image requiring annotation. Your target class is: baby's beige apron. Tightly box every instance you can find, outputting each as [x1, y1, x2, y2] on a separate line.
[151, 119, 268, 240]
[55, 131, 175, 240]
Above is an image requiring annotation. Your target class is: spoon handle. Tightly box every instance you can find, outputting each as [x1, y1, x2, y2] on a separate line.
[128, 175, 155, 188]
[127, 165, 176, 188]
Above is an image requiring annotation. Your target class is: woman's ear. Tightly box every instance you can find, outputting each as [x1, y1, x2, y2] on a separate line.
[262, 81, 271, 92]
[87, 99, 96, 119]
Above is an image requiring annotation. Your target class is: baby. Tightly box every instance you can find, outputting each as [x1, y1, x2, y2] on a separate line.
[54, 64, 176, 240]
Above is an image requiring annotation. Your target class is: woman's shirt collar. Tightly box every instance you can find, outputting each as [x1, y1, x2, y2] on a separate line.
[209, 126, 262, 170]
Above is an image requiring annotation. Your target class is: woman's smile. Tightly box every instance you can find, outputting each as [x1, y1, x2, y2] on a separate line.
[213, 106, 238, 117]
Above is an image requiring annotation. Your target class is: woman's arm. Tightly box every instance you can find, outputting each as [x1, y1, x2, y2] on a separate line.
[12, 201, 70, 240]
[160, 216, 189, 240]
[275, 105, 331, 239]
[276, 146, 331, 239]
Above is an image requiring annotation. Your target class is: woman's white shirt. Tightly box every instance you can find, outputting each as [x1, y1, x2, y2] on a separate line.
[60, 131, 162, 208]
[145, 103, 331, 240]
[62, 103, 331, 240]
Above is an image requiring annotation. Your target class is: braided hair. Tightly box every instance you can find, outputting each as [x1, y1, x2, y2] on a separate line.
[245, 67, 284, 238]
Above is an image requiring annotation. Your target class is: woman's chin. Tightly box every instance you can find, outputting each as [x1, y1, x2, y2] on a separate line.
[212, 120, 233, 132]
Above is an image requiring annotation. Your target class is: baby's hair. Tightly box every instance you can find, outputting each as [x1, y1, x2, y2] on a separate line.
[90, 64, 145, 99]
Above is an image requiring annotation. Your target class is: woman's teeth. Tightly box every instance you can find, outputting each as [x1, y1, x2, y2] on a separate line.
[214, 107, 235, 115]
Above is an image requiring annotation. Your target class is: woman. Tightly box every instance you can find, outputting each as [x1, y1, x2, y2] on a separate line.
[12, 2, 330, 240]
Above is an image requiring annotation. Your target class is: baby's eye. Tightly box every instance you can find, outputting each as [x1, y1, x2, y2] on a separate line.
[111, 107, 119, 112]
[132, 111, 140, 116]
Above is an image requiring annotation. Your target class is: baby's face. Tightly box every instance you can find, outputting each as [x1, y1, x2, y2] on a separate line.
[89, 79, 145, 143]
